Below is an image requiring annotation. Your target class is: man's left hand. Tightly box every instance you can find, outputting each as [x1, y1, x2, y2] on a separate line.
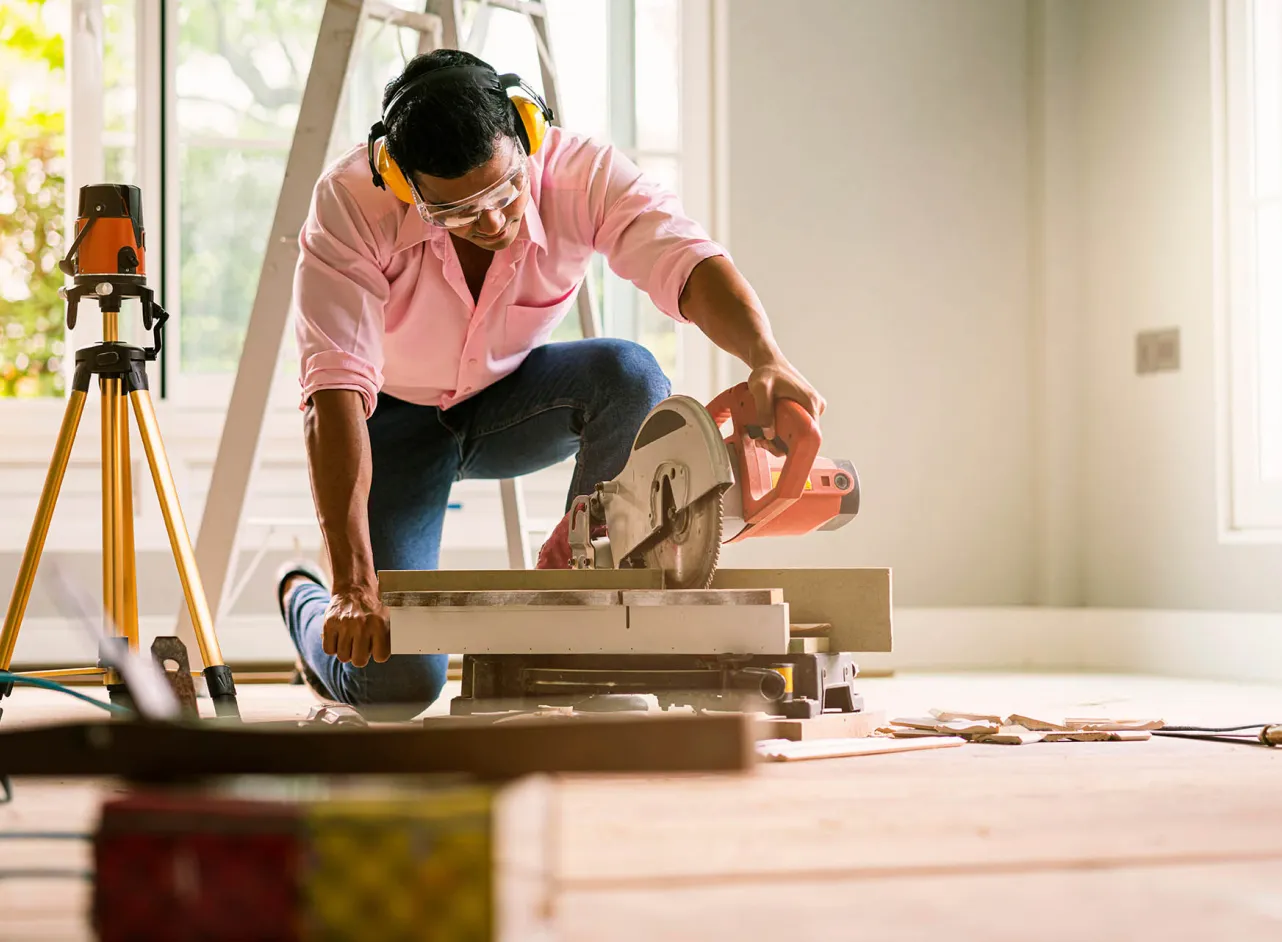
[746, 353, 826, 430]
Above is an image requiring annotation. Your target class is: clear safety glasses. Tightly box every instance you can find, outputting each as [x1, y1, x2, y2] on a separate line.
[409, 149, 528, 230]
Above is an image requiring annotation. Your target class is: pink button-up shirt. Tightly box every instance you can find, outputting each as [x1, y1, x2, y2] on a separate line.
[291, 127, 728, 419]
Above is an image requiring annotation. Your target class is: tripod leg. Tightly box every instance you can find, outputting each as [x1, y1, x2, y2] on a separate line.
[117, 386, 139, 647]
[1, 390, 89, 673]
[100, 376, 120, 644]
[129, 388, 239, 718]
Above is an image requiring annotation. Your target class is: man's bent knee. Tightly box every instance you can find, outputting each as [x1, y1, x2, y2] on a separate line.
[588, 339, 671, 415]
[331, 653, 449, 721]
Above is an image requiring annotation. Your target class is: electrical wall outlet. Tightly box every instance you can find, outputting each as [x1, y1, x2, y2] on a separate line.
[1136, 327, 1180, 375]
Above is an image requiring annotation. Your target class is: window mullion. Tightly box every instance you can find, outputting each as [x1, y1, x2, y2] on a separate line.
[64, 0, 105, 397]
[160, 0, 181, 401]
[137, 0, 165, 396]
[606, 0, 638, 345]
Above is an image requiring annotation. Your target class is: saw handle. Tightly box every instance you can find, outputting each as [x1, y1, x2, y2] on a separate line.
[706, 383, 822, 527]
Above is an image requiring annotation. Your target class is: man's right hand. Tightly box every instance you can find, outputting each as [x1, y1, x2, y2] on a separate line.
[322, 587, 390, 668]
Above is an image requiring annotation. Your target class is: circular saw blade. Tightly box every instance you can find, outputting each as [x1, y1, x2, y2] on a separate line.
[644, 491, 723, 589]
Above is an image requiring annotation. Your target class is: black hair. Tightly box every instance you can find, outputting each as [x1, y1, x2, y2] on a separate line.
[382, 50, 519, 180]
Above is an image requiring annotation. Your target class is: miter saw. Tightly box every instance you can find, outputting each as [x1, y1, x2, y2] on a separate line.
[567, 382, 860, 588]
[441, 385, 866, 718]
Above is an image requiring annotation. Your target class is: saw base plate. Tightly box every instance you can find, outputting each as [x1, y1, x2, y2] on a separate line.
[450, 652, 863, 720]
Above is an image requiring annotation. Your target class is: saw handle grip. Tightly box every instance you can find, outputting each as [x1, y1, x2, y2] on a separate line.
[706, 383, 822, 526]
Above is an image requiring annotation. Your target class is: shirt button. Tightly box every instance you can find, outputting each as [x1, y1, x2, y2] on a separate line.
[468, 357, 478, 367]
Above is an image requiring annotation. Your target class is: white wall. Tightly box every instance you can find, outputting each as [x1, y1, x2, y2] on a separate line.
[1071, 0, 1282, 610]
[715, 0, 1036, 606]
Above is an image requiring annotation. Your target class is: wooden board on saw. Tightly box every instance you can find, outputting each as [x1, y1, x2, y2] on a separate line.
[381, 568, 894, 654]
[711, 568, 892, 653]
[379, 569, 664, 592]
[386, 588, 789, 655]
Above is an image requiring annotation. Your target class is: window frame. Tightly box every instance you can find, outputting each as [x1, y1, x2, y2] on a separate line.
[9, 0, 718, 423]
[1219, 0, 1282, 534]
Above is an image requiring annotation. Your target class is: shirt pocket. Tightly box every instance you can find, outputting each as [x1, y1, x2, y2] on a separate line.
[502, 286, 579, 354]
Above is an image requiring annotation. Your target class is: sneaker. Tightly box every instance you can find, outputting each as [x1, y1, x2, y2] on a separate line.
[275, 559, 336, 702]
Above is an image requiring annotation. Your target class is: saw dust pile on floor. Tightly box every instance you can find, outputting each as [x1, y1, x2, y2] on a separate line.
[3, 672, 1281, 942]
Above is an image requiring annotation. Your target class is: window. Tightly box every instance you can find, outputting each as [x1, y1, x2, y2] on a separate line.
[0, 0, 69, 399]
[23, 0, 709, 411]
[1223, 0, 1282, 530]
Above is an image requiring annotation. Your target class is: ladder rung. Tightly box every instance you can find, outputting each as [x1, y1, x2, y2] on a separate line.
[480, 0, 547, 18]
[365, 0, 442, 33]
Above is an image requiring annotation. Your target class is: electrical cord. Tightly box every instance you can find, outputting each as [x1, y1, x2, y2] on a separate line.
[0, 671, 132, 806]
[0, 671, 130, 715]
[1152, 722, 1282, 747]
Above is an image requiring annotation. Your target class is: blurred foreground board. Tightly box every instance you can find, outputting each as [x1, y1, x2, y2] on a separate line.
[93, 775, 552, 942]
[0, 711, 756, 777]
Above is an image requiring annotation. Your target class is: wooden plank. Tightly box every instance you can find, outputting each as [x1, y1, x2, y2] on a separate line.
[760, 709, 887, 741]
[756, 735, 965, 761]
[378, 569, 663, 593]
[788, 623, 831, 637]
[0, 712, 756, 777]
[710, 568, 892, 653]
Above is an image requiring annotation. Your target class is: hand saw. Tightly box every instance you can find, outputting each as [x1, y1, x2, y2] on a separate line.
[567, 382, 860, 588]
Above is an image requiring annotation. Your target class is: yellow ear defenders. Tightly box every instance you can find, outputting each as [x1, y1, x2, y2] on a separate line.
[367, 65, 554, 206]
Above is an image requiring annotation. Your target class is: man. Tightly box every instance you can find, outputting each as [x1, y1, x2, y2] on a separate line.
[277, 49, 823, 718]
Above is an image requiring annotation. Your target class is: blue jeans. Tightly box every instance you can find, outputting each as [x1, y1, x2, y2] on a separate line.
[283, 338, 671, 719]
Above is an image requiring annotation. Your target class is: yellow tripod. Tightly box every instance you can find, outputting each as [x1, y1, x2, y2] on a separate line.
[0, 184, 238, 719]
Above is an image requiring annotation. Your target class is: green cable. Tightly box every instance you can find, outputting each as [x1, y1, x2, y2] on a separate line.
[0, 671, 130, 715]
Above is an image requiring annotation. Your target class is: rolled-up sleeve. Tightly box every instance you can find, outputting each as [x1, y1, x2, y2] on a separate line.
[580, 144, 728, 322]
[292, 175, 388, 419]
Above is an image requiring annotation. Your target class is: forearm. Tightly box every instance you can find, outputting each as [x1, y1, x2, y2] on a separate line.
[677, 255, 785, 368]
[303, 389, 377, 594]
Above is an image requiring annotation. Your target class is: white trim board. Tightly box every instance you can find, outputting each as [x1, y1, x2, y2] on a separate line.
[857, 607, 1282, 686]
[8, 608, 1282, 687]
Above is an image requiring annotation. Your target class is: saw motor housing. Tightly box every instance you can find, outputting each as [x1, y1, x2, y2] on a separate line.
[709, 384, 860, 543]
[569, 383, 860, 582]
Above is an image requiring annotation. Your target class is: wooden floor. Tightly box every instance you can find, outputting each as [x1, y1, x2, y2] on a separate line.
[3, 671, 1282, 940]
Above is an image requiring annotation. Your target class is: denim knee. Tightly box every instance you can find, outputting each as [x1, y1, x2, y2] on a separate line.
[589, 339, 671, 416]
[339, 654, 449, 722]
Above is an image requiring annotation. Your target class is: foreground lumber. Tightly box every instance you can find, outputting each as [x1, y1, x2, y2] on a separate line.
[0, 712, 755, 778]
[94, 775, 552, 942]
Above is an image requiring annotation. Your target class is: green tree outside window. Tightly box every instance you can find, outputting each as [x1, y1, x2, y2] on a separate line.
[0, 0, 66, 398]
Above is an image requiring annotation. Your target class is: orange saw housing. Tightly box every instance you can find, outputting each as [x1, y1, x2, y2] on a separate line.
[706, 383, 859, 542]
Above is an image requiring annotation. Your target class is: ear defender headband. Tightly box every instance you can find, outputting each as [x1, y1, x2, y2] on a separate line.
[367, 65, 554, 206]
